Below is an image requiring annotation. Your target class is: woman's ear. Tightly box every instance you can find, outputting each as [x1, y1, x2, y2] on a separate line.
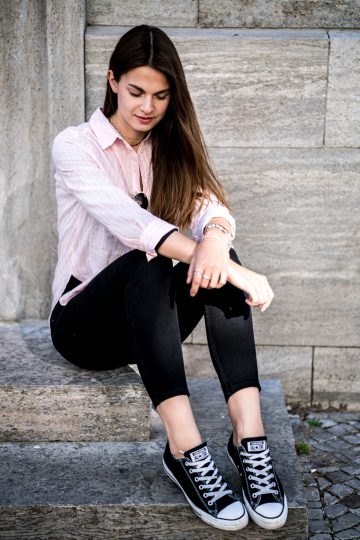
[108, 70, 118, 93]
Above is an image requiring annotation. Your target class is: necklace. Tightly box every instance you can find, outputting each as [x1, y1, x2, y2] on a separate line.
[109, 117, 145, 146]
[108, 116, 148, 208]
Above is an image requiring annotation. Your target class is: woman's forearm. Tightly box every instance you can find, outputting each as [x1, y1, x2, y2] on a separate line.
[157, 231, 197, 263]
[158, 215, 233, 264]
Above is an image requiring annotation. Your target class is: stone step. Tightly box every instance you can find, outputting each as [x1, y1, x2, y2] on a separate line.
[0, 322, 151, 442]
[0, 379, 308, 539]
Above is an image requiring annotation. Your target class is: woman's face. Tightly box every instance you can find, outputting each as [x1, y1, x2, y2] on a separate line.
[108, 66, 171, 137]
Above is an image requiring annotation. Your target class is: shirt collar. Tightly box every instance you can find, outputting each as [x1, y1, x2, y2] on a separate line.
[89, 107, 118, 150]
[89, 107, 151, 150]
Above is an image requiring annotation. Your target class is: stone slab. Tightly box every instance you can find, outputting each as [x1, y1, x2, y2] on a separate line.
[187, 378, 305, 453]
[192, 316, 208, 345]
[257, 346, 312, 405]
[183, 340, 312, 404]
[0, 322, 151, 441]
[313, 347, 360, 410]
[85, 27, 328, 147]
[199, 0, 360, 28]
[183, 342, 217, 377]
[0, 379, 308, 538]
[0, 1, 86, 320]
[208, 147, 360, 347]
[326, 31, 360, 148]
[46, 0, 86, 142]
[87, 0, 198, 26]
[0, 503, 306, 539]
[0, 1, 51, 320]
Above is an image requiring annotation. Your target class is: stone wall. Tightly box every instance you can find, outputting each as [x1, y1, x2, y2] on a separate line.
[1, 1, 359, 407]
[87, 0, 360, 28]
[0, 0, 86, 319]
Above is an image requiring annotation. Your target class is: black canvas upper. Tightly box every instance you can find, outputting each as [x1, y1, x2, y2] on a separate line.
[163, 441, 242, 517]
[227, 434, 285, 514]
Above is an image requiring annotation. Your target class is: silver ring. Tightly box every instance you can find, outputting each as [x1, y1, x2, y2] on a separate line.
[202, 274, 211, 280]
[193, 270, 203, 275]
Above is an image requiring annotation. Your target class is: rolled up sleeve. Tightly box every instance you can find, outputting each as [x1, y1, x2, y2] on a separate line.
[190, 195, 236, 242]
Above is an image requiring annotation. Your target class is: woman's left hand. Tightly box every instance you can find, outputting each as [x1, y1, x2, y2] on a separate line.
[187, 237, 230, 296]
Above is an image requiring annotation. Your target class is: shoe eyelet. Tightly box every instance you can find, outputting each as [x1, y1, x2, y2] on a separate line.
[189, 468, 193, 473]
[252, 494, 257, 498]
[208, 501, 213, 506]
[250, 483, 255, 489]
[194, 477, 199, 482]
[274, 490, 278, 495]
[203, 493, 208, 498]
[199, 485, 203, 490]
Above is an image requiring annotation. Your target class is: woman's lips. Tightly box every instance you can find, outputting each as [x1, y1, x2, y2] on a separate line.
[135, 115, 154, 124]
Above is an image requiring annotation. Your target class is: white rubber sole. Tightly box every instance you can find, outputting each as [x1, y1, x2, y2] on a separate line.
[227, 451, 289, 530]
[162, 459, 249, 531]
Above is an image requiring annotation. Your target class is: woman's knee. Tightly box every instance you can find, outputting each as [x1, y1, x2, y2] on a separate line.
[104, 250, 172, 289]
[129, 252, 173, 286]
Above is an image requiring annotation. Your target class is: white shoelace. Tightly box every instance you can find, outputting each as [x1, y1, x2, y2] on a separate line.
[185, 454, 232, 505]
[240, 448, 278, 498]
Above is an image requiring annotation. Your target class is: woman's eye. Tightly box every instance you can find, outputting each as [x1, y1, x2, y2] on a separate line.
[128, 91, 169, 100]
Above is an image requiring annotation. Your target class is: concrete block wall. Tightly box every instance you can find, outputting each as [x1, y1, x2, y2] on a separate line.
[1, 0, 359, 407]
[86, 0, 360, 28]
[85, 12, 360, 408]
[0, 0, 86, 319]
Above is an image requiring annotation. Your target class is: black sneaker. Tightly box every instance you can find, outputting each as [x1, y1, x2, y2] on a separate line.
[163, 440, 248, 531]
[227, 434, 288, 530]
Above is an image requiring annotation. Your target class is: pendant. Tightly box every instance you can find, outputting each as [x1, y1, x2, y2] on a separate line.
[134, 192, 149, 210]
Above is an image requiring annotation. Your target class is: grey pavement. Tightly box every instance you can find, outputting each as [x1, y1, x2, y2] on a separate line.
[290, 408, 360, 540]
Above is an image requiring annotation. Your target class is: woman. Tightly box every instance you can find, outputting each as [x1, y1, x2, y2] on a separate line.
[50, 25, 287, 532]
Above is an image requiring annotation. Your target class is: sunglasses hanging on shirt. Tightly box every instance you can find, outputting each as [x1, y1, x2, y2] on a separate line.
[134, 168, 149, 209]
[134, 192, 149, 209]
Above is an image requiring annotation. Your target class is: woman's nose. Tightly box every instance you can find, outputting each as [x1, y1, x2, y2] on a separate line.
[140, 95, 154, 114]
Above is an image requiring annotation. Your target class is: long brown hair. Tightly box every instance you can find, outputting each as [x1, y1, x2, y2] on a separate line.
[103, 25, 230, 230]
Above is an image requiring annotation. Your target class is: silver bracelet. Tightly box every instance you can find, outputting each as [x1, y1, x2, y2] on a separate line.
[203, 222, 231, 236]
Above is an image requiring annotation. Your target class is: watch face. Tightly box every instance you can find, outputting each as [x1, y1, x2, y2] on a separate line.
[134, 192, 149, 209]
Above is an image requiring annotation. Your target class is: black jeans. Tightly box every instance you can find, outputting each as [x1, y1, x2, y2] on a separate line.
[50, 249, 260, 408]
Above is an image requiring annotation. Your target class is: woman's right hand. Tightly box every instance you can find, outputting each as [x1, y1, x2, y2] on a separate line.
[157, 230, 274, 311]
[227, 260, 274, 312]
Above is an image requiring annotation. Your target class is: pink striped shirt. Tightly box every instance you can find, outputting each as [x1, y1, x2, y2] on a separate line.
[50, 107, 235, 313]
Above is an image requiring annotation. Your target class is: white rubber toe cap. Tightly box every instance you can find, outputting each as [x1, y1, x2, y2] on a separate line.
[257, 502, 284, 518]
[217, 501, 245, 520]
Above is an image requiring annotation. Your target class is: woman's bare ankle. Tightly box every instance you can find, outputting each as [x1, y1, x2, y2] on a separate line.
[233, 428, 265, 448]
[156, 395, 202, 459]
[169, 436, 202, 459]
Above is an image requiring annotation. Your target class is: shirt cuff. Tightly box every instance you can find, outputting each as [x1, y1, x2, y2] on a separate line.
[155, 228, 178, 252]
[140, 218, 178, 257]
